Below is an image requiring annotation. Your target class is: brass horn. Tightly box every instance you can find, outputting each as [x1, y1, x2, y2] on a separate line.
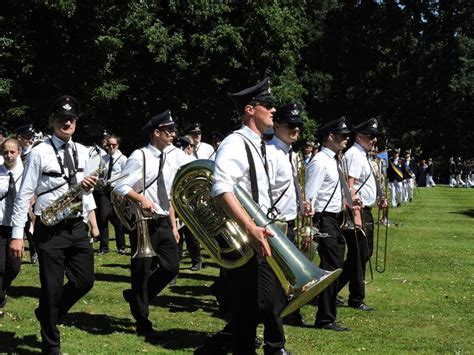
[111, 191, 157, 258]
[171, 160, 342, 318]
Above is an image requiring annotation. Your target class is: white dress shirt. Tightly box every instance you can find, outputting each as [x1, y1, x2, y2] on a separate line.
[212, 126, 271, 210]
[266, 135, 297, 221]
[344, 142, 377, 207]
[114, 144, 191, 216]
[11, 135, 95, 239]
[305, 146, 343, 213]
[103, 149, 127, 186]
[0, 163, 24, 226]
[195, 141, 215, 160]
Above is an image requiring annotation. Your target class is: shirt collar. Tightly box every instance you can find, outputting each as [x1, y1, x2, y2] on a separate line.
[354, 142, 368, 155]
[240, 125, 263, 146]
[147, 143, 163, 158]
[269, 135, 291, 153]
[321, 146, 336, 159]
[51, 134, 72, 148]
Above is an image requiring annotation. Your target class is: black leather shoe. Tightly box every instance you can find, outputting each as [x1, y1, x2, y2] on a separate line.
[336, 295, 345, 306]
[349, 303, 374, 311]
[315, 322, 351, 332]
[191, 261, 202, 271]
[284, 312, 305, 326]
[137, 327, 161, 340]
[194, 331, 232, 355]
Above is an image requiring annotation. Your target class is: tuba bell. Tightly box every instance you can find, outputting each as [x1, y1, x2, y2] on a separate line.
[171, 160, 342, 318]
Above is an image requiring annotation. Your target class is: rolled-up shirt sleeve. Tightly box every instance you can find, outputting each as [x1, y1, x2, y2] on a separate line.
[11, 150, 41, 239]
[305, 158, 326, 210]
[211, 135, 247, 197]
[113, 151, 141, 197]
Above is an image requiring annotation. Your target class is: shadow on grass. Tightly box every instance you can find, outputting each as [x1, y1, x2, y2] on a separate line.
[176, 272, 217, 282]
[146, 327, 215, 350]
[62, 312, 135, 335]
[452, 208, 474, 218]
[100, 263, 131, 270]
[9, 285, 40, 300]
[94, 272, 130, 283]
[151, 294, 218, 314]
[0, 331, 41, 353]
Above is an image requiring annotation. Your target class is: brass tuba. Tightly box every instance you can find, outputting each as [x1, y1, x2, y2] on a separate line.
[171, 160, 342, 318]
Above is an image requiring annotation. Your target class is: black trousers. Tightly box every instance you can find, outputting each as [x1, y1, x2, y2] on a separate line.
[228, 254, 286, 354]
[93, 190, 125, 252]
[0, 226, 21, 297]
[314, 212, 345, 326]
[338, 208, 374, 306]
[34, 218, 94, 354]
[128, 217, 179, 331]
[177, 225, 202, 265]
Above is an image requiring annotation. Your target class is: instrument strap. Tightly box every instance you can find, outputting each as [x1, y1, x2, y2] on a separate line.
[141, 150, 146, 196]
[36, 182, 68, 198]
[243, 140, 259, 204]
[48, 137, 81, 184]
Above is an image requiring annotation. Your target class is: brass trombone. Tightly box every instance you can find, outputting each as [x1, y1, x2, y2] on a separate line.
[373, 155, 389, 273]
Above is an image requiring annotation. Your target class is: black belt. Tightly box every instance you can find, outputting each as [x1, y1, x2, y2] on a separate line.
[363, 206, 372, 211]
[286, 219, 296, 228]
[315, 211, 341, 218]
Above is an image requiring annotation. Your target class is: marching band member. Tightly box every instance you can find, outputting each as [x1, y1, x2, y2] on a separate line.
[0, 138, 23, 318]
[115, 110, 188, 340]
[211, 78, 289, 354]
[10, 95, 97, 355]
[185, 123, 215, 160]
[305, 117, 351, 332]
[266, 102, 305, 327]
[95, 134, 127, 255]
[388, 148, 404, 207]
[337, 118, 385, 312]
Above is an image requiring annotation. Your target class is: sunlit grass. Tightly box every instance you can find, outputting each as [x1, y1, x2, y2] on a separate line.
[1, 185, 473, 353]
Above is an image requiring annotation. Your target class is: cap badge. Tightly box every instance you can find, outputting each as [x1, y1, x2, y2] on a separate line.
[372, 123, 377, 128]
[342, 123, 347, 128]
[291, 109, 300, 115]
[62, 103, 72, 111]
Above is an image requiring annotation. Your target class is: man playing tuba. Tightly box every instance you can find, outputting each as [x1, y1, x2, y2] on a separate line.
[210, 78, 290, 354]
[114, 110, 189, 340]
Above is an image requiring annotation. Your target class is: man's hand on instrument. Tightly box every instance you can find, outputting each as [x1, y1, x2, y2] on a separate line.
[248, 224, 273, 257]
[303, 200, 314, 217]
[9, 239, 24, 260]
[138, 196, 156, 214]
[352, 196, 363, 211]
[81, 175, 98, 192]
[379, 197, 388, 209]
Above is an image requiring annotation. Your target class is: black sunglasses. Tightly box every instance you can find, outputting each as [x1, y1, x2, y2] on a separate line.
[282, 122, 303, 130]
[253, 102, 274, 110]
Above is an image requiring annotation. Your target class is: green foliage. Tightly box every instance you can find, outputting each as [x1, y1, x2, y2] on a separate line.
[0, 0, 471, 156]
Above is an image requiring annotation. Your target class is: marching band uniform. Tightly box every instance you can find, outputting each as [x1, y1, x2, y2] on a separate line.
[388, 150, 404, 207]
[0, 140, 23, 318]
[337, 118, 380, 312]
[11, 96, 96, 354]
[425, 158, 436, 187]
[185, 123, 216, 160]
[211, 78, 288, 354]
[115, 110, 188, 339]
[402, 152, 416, 202]
[267, 103, 305, 326]
[305, 117, 351, 332]
[95, 139, 127, 254]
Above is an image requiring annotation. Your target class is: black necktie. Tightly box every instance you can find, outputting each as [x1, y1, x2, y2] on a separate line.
[157, 152, 170, 211]
[63, 142, 77, 185]
[289, 149, 304, 213]
[261, 140, 268, 172]
[4, 172, 16, 224]
[106, 154, 114, 180]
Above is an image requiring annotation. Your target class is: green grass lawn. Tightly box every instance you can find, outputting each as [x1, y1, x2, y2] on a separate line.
[1, 186, 473, 353]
